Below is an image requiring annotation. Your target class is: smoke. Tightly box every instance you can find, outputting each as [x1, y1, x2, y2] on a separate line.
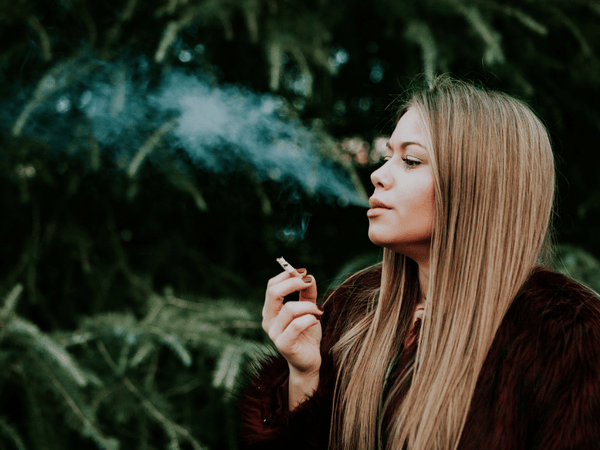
[79, 63, 149, 147]
[152, 71, 366, 206]
[277, 211, 312, 243]
[8, 55, 368, 208]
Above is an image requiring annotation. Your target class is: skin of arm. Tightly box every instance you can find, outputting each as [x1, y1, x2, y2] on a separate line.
[288, 367, 320, 410]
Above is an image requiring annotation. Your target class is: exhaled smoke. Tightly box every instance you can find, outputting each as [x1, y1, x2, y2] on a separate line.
[152, 71, 366, 206]
[9, 55, 369, 208]
[278, 211, 312, 243]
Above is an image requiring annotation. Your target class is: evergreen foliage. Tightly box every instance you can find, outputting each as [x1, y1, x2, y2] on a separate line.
[1, 0, 600, 448]
[0, 280, 270, 448]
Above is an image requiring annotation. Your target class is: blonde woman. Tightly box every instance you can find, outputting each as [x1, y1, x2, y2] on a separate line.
[239, 77, 600, 450]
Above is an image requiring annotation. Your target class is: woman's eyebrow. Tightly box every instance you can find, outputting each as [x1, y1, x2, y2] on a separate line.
[386, 141, 428, 151]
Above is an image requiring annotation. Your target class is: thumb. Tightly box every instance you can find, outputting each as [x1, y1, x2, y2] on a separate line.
[299, 275, 317, 303]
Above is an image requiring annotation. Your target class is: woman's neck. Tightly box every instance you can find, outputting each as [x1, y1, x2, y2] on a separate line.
[417, 262, 429, 306]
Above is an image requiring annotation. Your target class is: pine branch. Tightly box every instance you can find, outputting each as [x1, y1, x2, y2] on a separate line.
[129, 342, 156, 368]
[127, 119, 178, 178]
[0, 416, 27, 450]
[34, 356, 118, 450]
[219, 11, 235, 41]
[162, 378, 203, 398]
[587, 1, 600, 18]
[155, 14, 197, 63]
[144, 351, 159, 391]
[116, 341, 132, 376]
[0, 284, 24, 322]
[144, 292, 261, 334]
[96, 342, 205, 450]
[19, 370, 52, 450]
[486, 2, 548, 35]
[212, 343, 243, 393]
[90, 383, 125, 418]
[147, 326, 192, 367]
[453, 2, 505, 65]
[243, 0, 260, 43]
[54, 331, 95, 348]
[267, 39, 283, 91]
[27, 16, 52, 62]
[78, 301, 258, 372]
[156, 0, 187, 17]
[164, 170, 209, 211]
[8, 317, 89, 387]
[288, 46, 314, 97]
[71, 0, 98, 45]
[405, 22, 438, 83]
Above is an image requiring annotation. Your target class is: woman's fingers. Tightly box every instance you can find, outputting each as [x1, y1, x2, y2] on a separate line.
[263, 274, 313, 325]
[261, 269, 322, 375]
[273, 314, 321, 358]
[267, 300, 323, 340]
[266, 268, 306, 288]
[299, 275, 317, 303]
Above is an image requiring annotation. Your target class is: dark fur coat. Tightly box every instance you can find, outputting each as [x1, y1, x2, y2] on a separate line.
[238, 267, 600, 449]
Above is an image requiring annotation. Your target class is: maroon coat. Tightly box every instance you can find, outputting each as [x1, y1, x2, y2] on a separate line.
[239, 267, 600, 449]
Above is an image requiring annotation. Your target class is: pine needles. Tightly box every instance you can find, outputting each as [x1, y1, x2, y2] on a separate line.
[0, 277, 267, 449]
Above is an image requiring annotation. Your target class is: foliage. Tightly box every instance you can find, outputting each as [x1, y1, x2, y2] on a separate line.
[1, 0, 600, 448]
[0, 280, 271, 449]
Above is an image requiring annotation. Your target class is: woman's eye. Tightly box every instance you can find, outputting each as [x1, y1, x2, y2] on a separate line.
[402, 157, 421, 168]
[378, 156, 392, 166]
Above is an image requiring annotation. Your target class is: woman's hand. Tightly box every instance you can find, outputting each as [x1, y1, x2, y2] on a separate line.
[262, 268, 322, 375]
[262, 269, 322, 409]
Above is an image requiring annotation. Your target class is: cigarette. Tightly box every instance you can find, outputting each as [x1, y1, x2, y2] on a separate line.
[276, 257, 298, 276]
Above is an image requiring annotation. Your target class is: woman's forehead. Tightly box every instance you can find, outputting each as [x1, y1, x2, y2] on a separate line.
[389, 108, 431, 152]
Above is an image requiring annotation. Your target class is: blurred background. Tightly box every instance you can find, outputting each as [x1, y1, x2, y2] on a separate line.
[1, 0, 600, 448]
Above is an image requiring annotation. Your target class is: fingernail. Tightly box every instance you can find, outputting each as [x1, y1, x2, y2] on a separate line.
[317, 305, 324, 312]
[297, 268, 307, 275]
[302, 276, 312, 283]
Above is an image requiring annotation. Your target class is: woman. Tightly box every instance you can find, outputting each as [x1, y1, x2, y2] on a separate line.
[239, 76, 600, 450]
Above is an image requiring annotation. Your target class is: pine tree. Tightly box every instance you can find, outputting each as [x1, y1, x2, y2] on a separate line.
[1, 0, 600, 448]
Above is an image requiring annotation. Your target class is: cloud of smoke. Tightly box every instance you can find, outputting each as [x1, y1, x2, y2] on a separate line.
[151, 71, 366, 206]
[8, 56, 369, 207]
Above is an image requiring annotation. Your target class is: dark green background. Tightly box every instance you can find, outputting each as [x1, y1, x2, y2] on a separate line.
[1, 0, 599, 448]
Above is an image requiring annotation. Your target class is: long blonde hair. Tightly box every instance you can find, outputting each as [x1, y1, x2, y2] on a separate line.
[329, 76, 555, 450]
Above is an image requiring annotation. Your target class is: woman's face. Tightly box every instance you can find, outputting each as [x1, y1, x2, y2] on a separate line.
[367, 107, 435, 263]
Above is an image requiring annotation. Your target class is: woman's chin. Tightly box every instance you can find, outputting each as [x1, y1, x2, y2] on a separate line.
[368, 229, 390, 248]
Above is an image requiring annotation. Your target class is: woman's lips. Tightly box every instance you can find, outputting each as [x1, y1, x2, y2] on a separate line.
[369, 198, 390, 209]
[367, 198, 391, 217]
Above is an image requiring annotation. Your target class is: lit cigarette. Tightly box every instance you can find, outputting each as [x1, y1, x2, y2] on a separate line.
[276, 257, 298, 276]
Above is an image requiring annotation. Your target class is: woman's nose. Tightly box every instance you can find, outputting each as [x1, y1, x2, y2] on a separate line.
[370, 164, 388, 188]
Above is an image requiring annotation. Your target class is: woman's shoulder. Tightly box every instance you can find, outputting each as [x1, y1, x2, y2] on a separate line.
[497, 265, 600, 370]
[509, 266, 600, 327]
[467, 267, 600, 448]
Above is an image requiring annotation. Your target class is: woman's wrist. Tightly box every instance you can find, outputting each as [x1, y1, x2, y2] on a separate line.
[288, 367, 320, 411]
